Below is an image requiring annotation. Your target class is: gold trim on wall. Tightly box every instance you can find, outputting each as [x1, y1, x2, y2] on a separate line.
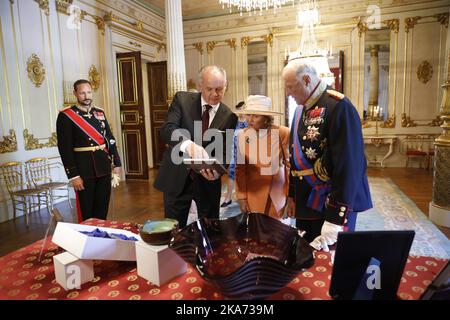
[405, 16, 421, 33]
[9, 2, 26, 128]
[88, 65, 100, 91]
[93, 16, 105, 35]
[0, 16, 13, 131]
[0, 129, 17, 153]
[381, 115, 395, 128]
[384, 19, 399, 33]
[417, 60, 433, 84]
[34, 0, 49, 16]
[354, 16, 368, 38]
[261, 34, 273, 47]
[23, 129, 57, 150]
[206, 41, 216, 53]
[55, 0, 73, 14]
[157, 43, 166, 53]
[428, 115, 444, 127]
[401, 113, 417, 127]
[225, 38, 237, 50]
[193, 42, 203, 55]
[27, 54, 46, 87]
[434, 13, 449, 28]
[241, 36, 251, 48]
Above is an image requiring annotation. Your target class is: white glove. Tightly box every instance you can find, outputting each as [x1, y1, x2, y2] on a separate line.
[187, 142, 209, 159]
[310, 221, 343, 252]
[111, 173, 120, 188]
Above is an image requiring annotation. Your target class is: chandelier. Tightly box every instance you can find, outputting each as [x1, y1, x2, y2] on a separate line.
[219, 0, 297, 16]
[287, 0, 335, 86]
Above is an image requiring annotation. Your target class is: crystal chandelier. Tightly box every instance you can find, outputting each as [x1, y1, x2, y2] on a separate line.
[219, 0, 297, 16]
[287, 0, 335, 86]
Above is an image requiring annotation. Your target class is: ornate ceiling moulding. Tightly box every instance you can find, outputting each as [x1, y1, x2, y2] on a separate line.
[261, 34, 273, 47]
[0, 129, 18, 154]
[88, 65, 100, 92]
[405, 16, 421, 33]
[206, 41, 217, 54]
[428, 116, 444, 127]
[27, 54, 46, 88]
[401, 113, 417, 127]
[103, 11, 162, 43]
[23, 129, 57, 150]
[434, 13, 449, 28]
[225, 38, 237, 50]
[383, 19, 399, 33]
[417, 60, 433, 84]
[34, 0, 49, 16]
[193, 42, 204, 55]
[241, 36, 251, 48]
[354, 16, 368, 38]
[380, 115, 396, 128]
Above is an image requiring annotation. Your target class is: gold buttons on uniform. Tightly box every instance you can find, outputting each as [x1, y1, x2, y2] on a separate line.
[339, 212, 344, 217]
[340, 206, 346, 211]
[302, 146, 305, 150]
[299, 176, 303, 180]
[303, 136, 306, 140]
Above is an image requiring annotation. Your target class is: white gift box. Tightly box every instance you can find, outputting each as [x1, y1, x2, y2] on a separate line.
[52, 222, 139, 261]
[135, 241, 187, 287]
[53, 251, 94, 291]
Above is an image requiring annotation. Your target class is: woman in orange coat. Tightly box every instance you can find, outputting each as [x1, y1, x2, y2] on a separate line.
[235, 95, 290, 219]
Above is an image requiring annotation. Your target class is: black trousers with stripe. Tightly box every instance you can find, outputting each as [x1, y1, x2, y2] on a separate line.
[76, 174, 111, 221]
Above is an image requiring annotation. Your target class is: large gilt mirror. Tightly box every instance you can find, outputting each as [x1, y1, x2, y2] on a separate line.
[363, 28, 390, 122]
[247, 41, 268, 95]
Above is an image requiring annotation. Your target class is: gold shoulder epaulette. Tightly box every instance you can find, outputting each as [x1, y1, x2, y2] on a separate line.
[93, 105, 104, 111]
[59, 106, 72, 112]
[327, 89, 344, 100]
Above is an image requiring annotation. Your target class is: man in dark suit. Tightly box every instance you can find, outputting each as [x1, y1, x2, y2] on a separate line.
[283, 60, 372, 251]
[56, 79, 121, 222]
[154, 65, 238, 228]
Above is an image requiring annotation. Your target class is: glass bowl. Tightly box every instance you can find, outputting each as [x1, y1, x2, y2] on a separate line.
[168, 212, 314, 300]
[139, 218, 179, 245]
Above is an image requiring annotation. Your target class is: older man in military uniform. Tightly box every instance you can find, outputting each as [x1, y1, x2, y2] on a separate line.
[56, 79, 121, 222]
[283, 60, 372, 251]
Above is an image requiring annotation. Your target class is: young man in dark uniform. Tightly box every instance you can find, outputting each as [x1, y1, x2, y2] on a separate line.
[56, 79, 121, 222]
[283, 60, 373, 251]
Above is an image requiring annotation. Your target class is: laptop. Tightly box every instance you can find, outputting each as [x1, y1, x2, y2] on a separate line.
[329, 230, 415, 300]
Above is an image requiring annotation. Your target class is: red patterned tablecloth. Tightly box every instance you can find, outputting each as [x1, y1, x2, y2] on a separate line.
[0, 219, 447, 300]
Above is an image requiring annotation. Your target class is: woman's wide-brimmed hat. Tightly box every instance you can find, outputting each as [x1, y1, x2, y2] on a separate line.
[236, 95, 283, 116]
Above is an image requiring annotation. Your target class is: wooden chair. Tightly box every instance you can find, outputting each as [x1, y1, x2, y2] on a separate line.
[25, 157, 72, 210]
[401, 135, 429, 168]
[0, 161, 48, 227]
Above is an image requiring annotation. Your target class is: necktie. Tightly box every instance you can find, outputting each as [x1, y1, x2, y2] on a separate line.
[202, 105, 212, 136]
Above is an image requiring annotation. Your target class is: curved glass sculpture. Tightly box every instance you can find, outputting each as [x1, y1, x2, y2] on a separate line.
[169, 212, 315, 300]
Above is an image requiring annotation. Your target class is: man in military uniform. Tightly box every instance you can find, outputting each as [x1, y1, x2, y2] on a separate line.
[56, 79, 121, 222]
[283, 60, 372, 251]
